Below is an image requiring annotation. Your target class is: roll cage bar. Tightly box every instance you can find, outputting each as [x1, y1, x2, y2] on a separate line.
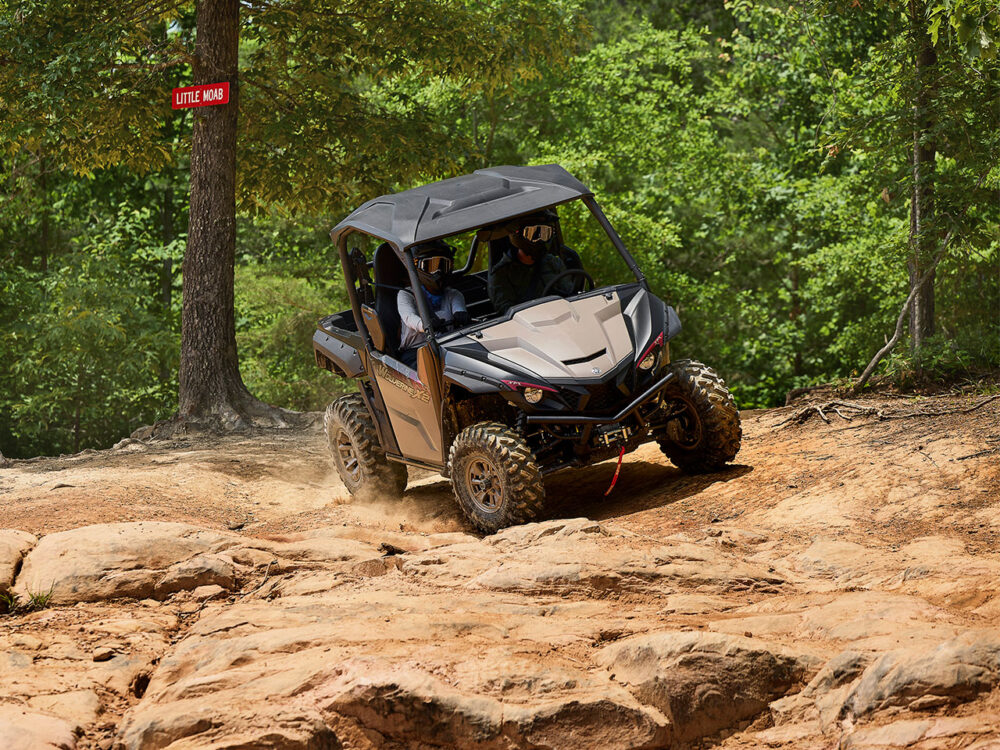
[334, 196, 649, 354]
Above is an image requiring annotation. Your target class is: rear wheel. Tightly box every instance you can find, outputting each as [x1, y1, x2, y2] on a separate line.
[324, 394, 407, 500]
[449, 422, 545, 533]
[655, 360, 741, 473]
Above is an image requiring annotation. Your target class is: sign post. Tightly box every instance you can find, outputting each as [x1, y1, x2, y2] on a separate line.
[172, 82, 230, 110]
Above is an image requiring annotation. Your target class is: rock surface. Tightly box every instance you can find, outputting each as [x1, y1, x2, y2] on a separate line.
[0, 395, 998, 749]
[14, 522, 245, 604]
[598, 631, 820, 742]
[0, 528, 35, 594]
[0, 704, 77, 750]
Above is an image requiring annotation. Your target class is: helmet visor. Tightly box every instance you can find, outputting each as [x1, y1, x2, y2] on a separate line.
[417, 255, 453, 274]
[520, 224, 554, 243]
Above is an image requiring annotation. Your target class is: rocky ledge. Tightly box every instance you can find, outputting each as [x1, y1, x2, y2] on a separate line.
[2, 517, 1000, 749]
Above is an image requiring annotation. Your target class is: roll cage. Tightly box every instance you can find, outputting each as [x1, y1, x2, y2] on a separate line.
[335, 194, 648, 357]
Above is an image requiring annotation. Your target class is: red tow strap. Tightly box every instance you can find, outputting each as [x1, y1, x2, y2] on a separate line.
[604, 446, 626, 496]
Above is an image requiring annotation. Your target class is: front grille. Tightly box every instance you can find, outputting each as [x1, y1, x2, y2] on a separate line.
[579, 381, 630, 414]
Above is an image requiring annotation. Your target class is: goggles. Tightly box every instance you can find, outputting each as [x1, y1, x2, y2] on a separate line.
[519, 224, 554, 243]
[417, 255, 453, 274]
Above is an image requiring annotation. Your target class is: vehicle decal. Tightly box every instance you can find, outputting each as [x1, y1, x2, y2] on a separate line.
[373, 359, 431, 403]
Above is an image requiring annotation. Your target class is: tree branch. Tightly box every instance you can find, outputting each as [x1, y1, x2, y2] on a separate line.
[853, 169, 992, 392]
[853, 226, 955, 392]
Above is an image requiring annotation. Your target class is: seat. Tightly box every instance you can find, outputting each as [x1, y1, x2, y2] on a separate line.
[372, 243, 410, 357]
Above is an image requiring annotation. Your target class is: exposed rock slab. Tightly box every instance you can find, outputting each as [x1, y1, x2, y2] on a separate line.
[13, 522, 246, 604]
[117, 586, 670, 749]
[0, 704, 77, 750]
[0, 528, 35, 594]
[598, 630, 821, 743]
[402, 518, 786, 596]
[842, 630, 1000, 720]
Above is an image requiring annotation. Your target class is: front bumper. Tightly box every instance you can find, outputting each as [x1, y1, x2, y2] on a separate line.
[523, 372, 676, 425]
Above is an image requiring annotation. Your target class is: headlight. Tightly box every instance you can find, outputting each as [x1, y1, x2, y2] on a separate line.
[501, 379, 556, 404]
[524, 387, 544, 403]
[638, 351, 658, 370]
[637, 332, 664, 371]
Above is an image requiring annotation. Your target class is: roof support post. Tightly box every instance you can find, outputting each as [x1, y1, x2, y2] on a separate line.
[401, 246, 437, 348]
[583, 196, 648, 291]
[335, 230, 373, 350]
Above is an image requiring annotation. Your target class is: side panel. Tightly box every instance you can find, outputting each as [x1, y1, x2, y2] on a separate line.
[371, 354, 443, 465]
[313, 329, 364, 378]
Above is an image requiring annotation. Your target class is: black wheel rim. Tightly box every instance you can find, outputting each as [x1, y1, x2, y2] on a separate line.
[665, 400, 703, 450]
[335, 429, 361, 483]
[466, 458, 503, 513]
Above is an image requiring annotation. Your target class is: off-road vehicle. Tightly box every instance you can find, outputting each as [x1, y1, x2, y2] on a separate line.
[313, 164, 741, 532]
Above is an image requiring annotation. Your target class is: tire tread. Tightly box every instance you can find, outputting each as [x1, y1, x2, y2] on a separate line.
[324, 393, 407, 499]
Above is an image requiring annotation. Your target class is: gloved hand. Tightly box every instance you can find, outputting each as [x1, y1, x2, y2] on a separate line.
[430, 313, 449, 331]
[453, 310, 470, 327]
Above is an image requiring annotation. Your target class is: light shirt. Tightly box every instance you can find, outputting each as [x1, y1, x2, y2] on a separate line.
[397, 288, 467, 350]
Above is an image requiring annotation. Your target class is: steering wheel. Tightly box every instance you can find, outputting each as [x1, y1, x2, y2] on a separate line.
[541, 269, 595, 297]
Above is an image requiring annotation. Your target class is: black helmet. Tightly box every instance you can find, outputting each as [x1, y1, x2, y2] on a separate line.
[412, 240, 455, 293]
[509, 210, 557, 261]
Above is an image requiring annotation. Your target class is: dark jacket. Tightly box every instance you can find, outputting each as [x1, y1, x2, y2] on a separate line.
[488, 250, 574, 315]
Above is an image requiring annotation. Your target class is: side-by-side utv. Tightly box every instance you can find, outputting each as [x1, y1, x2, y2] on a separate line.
[312, 164, 741, 532]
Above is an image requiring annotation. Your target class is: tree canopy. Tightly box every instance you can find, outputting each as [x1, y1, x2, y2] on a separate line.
[1, 0, 997, 457]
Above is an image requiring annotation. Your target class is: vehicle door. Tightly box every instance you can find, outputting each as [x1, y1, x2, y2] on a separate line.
[370, 350, 443, 465]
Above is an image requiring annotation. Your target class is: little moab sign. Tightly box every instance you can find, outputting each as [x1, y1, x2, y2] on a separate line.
[172, 82, 230, 109]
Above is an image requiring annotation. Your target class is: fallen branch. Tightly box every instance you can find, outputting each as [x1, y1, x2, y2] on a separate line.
[955, 448, 998, 461]
[961, 394, 1000, 414]
[777, 400, 885, 427]
[787, 395, 1000, 429]
[238, 561, 275, 601]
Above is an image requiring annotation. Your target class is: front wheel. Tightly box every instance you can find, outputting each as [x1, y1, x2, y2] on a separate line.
[655, 359, 742, 473]
[324, 394, 407, 501]
[448, 422, 545, 534]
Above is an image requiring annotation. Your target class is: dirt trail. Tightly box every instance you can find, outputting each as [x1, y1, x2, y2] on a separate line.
[3, 394, 996, 545]
[1, 392, 999, 749]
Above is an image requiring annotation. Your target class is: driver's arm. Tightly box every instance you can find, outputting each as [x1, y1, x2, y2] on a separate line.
[397, 290, 426, 334]
[488, 265, 516, 315]
[544, 254, 575, 296]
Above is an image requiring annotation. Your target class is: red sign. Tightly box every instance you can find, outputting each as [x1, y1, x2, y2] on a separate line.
[172, 82, 230, 109]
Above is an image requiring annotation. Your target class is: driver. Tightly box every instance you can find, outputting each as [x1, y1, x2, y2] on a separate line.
[397, 240, 469, 369]
[488, 211, 575, 315]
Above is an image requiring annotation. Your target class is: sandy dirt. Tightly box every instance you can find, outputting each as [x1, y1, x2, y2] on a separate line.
[3, 394, 997, 545]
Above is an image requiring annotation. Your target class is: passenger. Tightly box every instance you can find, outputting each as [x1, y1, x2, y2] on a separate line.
[488, 211, 575, 315]
[397, 240, 469, 369]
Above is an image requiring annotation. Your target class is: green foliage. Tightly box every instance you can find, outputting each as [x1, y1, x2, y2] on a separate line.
[0, 586, 54, 615]
[235, 265, 348, 412]
[0, 206, 178, 457]
[0, 591, 19, 614]
[1, 0, 997, 453]
[0, 0, 586, 214]
[25, 587, 54, 611]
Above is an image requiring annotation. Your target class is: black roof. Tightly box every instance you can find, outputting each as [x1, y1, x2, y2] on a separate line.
[330, 164, 592, 250]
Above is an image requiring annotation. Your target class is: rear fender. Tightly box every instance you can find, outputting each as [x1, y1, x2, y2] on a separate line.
[313, 329, 364, 378]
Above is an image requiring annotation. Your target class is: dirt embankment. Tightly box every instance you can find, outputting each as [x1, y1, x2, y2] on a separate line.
[0, 393, 998, 750]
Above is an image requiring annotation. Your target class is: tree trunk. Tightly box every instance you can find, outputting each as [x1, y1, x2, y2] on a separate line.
[178, 0, 277, 427]
[907, 0, 937, 354]
[160, 183, 175, 384]
[39, 150, 49, 273]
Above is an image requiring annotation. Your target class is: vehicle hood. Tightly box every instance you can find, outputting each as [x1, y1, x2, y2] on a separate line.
[475, 293, 633, 381]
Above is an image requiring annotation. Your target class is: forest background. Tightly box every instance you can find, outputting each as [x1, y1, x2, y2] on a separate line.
[1, 0, 998, 458]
